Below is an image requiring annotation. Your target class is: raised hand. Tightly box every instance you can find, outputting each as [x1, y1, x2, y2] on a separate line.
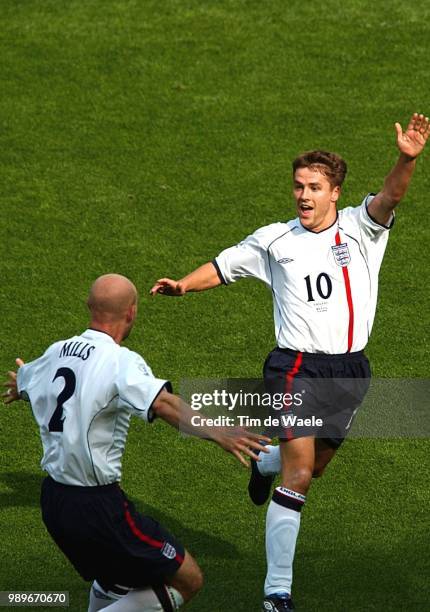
[395, 113, 430, 159]
[150, 278, 185, 296]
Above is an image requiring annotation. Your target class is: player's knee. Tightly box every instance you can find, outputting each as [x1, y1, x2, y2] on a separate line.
[190, 565, 204, 595]
[284, 466, 313, 493]
[181, 565, 203, 601]
[169, 550, 203, 602]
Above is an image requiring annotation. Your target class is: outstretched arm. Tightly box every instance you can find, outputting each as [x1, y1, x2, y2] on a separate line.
[152, 389, 271, 467]
[150, 262, 222, 296]
[368, 113, 430, 226]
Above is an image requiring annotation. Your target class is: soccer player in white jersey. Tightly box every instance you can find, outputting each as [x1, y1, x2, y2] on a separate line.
[150, 113, 430, 611]
[3, 274, 269, 612]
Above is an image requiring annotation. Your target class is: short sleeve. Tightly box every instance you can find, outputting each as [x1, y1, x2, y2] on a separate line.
[214, 226, 276, 285]
[116, 350, 171, 423]
[360, 193, 395, 237]
[17, 363, 33, 400]
[16, 344, 60, 401]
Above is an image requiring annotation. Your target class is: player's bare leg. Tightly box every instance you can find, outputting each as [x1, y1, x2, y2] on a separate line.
[313, 438, 337, 477]
[166, 549, 203, 603]
[88, 551, 201, 611]
[263, 437, 315, 611]
[279, 437, 315, 493]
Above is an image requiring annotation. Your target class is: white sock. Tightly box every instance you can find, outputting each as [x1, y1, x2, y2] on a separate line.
[258, 444, 281, 476]
[164, 587, 184, 610]
[88, 581, 120, 611]
[264, 486, 306, 596]
[104, 586, 184, 611]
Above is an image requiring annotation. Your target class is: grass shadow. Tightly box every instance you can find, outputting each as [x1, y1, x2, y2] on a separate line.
[130, 497, 239, 560]
[0, 476, 239, 561]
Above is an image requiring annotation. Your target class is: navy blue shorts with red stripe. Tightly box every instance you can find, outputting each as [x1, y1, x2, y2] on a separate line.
[41, 476, 185, 588]
[263, 347, 371, 448]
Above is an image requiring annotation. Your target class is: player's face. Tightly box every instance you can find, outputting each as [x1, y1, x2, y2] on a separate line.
[293, 168, 340, 232]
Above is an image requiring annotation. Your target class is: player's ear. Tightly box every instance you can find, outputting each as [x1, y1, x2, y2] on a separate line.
[331, 185, 341, 204]
[126, 303, 137, 323]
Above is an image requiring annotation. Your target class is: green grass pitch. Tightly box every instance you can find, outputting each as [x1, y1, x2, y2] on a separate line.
[0, 1, 429, 610]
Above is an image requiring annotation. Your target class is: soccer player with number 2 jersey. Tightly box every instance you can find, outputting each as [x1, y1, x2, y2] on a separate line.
[151, 113, 430, 611]
[3, 274, 269, 612]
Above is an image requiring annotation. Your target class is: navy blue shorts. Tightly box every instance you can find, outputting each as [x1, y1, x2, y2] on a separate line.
[263, 347, 371, 448]
[41, 477, 185, 589]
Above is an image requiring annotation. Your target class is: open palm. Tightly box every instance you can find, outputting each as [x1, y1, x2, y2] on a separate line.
[396, 113, 430, 158]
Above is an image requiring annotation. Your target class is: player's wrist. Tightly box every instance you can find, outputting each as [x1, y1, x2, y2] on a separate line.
[205, 428, 224, 446]
[399, 151, 418, 163]
[176, 280, 187, 295]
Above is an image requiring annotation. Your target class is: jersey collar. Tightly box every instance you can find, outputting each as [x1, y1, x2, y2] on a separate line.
[82, 328, 116, 343]
[299, 211, 339, 234]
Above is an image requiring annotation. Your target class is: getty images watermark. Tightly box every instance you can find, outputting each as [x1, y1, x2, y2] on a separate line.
[179, 378, 430, 438]
[188, 389, 323, 429]
[190, 389, 303, 410]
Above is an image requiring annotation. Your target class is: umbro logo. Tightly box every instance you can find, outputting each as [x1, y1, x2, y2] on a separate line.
[277, 257, 294, 264]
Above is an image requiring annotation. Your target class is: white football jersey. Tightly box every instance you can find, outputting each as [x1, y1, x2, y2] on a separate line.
[215, 195, 393, 354]
[17, 329, 169, 486]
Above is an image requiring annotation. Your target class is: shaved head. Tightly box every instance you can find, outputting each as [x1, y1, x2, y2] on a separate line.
[87, 274, 137, 322]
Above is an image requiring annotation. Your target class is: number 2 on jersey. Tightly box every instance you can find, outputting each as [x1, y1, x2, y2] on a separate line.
[49, 367, 76, 432]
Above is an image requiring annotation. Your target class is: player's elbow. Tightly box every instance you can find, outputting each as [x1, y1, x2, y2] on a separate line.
[152, 390, 177, 422]
[386, 195, 401, 208]
[380, 187, 402, 208]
